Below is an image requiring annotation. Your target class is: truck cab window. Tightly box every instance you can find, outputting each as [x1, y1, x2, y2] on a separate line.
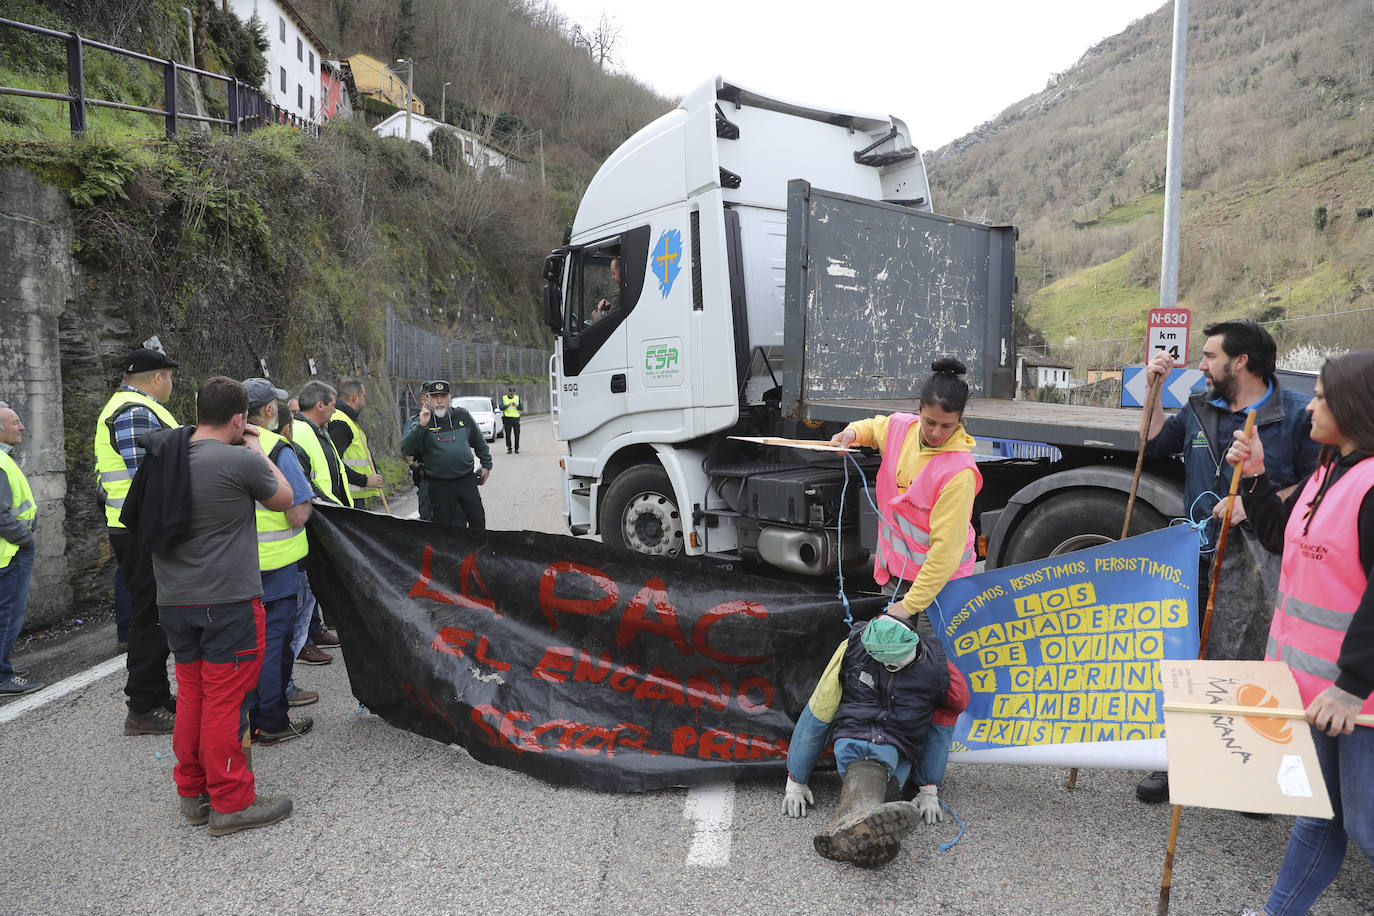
[564, 226, 651, 338]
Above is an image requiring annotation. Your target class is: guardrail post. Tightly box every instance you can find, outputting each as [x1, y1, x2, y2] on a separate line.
[66, 31, 86, 137]
[227, 76, 239, 133]
[164, 58, 177, 139]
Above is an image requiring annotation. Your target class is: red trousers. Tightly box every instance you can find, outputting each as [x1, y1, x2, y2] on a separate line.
[162, 599, 265, 814]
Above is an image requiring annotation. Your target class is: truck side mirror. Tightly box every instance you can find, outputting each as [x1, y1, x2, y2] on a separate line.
[543, 281, 563, 332]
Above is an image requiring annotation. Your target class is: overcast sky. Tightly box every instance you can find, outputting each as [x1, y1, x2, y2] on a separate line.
[551, 0, 1170, 149]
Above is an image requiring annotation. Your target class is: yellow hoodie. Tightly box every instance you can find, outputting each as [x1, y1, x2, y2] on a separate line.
[846, 414, 978, 617]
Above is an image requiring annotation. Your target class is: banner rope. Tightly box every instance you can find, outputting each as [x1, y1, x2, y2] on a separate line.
[1172, 490, 1224, 556]
[836, 452, 914, 625]
[937, 798, 965, 852]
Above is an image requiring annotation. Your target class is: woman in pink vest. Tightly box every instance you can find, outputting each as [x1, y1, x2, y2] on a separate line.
[1227, 350, 1374, 916]
[830, 357, 982, 622]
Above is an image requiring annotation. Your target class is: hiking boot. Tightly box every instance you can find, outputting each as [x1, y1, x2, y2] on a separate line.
[311, 628, 340, 648]
[286, 686, 319, 707]
[180, 793, 211, 826]
[254, 715, 313, 746]
[296, 643, 332, 666]
[208, 796, 293, 837]
[124, 706, 175, 735]
[1137, 771, 1169, 804]
[0, 675, 43, 695]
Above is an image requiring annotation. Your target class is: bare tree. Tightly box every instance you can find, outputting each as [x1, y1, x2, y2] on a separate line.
[571, 12, 621, 70]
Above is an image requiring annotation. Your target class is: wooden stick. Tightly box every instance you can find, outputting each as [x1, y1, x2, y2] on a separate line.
[1164, 701, 1374, 726]
[1198, 408, 1257, 661]
[1068, 371, 1162, 791]
[727, 435, 852, 452]
[1157, 803, 1182, 916]
[1157, 408, 1257, 915]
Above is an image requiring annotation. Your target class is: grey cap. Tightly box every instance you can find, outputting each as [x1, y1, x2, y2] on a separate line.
[243, 377, 289, 409]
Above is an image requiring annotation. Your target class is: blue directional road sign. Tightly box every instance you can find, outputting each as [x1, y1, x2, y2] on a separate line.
[1121, 366, 1206, 408]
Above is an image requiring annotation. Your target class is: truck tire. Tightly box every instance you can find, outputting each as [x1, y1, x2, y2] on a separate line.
[599, 464, 684, 558]
[1001, 491, 1168, 567]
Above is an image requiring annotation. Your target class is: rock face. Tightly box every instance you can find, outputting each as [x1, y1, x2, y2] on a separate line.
[0, 168, 76, 628]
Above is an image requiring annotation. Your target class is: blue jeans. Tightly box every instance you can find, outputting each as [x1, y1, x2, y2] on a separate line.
[0, 545, 35, 680]
[251, 594, 297, 732]
[1264, 724, 1374, 915]
[287, 572, 315, 693]
[833, 724, 955, 789]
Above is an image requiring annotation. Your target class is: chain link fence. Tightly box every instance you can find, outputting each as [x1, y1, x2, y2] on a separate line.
[386, 305, 550, 383]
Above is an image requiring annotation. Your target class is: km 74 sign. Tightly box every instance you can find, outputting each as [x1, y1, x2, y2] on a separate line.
[1147, 307, 1191, 363]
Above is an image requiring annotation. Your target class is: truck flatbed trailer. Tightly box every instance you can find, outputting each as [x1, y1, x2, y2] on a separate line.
[802, 398, 1144, 452]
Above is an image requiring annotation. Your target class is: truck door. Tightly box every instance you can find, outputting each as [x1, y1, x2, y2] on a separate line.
[555, 227, 650, 441]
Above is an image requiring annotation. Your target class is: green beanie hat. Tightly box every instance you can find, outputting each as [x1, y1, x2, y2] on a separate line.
[861, 615, 921, 665]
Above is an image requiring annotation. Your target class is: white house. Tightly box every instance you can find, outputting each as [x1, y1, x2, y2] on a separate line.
[228, 0, 330, 123]
[1016, 348, 1075, 396]
[372, 111, 526, 179]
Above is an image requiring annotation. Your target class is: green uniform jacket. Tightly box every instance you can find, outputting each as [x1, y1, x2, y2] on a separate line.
[402, 407, 492, 479]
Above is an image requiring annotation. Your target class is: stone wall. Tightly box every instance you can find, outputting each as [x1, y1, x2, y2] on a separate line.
[0, 168, 75, 628]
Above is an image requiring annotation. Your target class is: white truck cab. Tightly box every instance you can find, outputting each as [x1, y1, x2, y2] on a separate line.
[543, 76, 931, 565]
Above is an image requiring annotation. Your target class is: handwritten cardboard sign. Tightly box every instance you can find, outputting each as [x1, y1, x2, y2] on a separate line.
[1159, 659, 1332, 817]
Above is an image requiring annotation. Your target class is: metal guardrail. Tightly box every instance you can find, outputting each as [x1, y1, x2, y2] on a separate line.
[386, 305, 550, 383]
[0, 16, 317, 138]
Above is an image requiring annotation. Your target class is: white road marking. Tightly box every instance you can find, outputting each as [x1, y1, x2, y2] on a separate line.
[0, 655, 126, 725]
[683, 781, 735, 867]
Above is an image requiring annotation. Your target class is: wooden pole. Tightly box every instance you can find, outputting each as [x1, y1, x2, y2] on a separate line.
[1198, 408, 1257, 661]
[1067, 371, 1162, 791]
[1163, 700, 1374, 725]
[1157, 407, 1256, 914]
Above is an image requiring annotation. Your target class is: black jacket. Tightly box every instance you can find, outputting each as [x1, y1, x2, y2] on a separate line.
[119, 425, 194, 554]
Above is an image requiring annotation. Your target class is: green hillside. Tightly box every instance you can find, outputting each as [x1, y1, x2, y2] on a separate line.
[933, 0, 1374, 371]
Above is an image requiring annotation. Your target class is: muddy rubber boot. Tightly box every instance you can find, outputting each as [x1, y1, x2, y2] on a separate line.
[814, 759, 908, 866]
[813, 759, 921, 867]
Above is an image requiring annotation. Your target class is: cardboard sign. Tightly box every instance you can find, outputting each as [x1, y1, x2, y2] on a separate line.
[1159, 660, 1333, 817]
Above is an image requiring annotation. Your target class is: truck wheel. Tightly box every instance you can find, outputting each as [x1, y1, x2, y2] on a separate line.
[600, 465, 684, 558]
[1001, 492, 1167, 567]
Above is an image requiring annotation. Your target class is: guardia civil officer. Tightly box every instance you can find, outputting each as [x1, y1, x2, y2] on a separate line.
[402, 380, 492, 528]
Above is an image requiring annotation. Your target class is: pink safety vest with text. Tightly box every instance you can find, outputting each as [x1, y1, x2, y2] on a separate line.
[872, 413, 983, 587]
[1267, 455, 1374, 721]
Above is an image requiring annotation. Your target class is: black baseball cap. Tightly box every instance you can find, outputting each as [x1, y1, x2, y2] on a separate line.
[421, 380, 450, 394]
[123, 348, 179, 374]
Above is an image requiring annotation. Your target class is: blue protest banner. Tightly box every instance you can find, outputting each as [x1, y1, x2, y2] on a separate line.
[928, 525, 1199, 769]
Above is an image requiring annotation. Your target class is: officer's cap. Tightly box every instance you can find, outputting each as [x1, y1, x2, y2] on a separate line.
[422, 380, 450, 394]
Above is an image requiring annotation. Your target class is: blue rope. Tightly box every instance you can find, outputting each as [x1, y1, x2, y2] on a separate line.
[836, 451, 914, 623]
[937, 797, 966, 851]
[1172, 490, 1225, 556]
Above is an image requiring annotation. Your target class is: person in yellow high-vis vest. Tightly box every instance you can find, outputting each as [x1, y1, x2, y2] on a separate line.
[242, 379, 319, 744]
[328, 377, 383, 508]
[290, 379, 348, 666]
[501, 386, 523, 455]
[94, 347, 179, 734]
[0, 403, 41, 695]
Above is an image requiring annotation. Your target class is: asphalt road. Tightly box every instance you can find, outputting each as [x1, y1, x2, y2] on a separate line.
[3, 416, 1371, 914]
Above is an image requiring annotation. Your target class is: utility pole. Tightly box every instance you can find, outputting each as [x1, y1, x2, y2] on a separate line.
[538, 129, 545, 185]
[395, 57, 414, 141]
[441, 81, 451, 124]
[1158, 0, 1189, 312]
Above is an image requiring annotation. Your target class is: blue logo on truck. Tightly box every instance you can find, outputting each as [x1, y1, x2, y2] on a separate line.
[652, 229, 683, 297]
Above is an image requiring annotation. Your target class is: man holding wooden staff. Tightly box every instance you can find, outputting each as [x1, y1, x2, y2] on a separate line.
[1136, 318, 1319, 803]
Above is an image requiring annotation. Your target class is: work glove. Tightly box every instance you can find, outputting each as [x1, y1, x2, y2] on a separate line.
[914, 785, 943, 825]
[783, 776, 814, 818]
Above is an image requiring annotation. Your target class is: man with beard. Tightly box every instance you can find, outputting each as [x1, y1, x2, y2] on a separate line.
[402, 380, 492, 528]
[1135, 318, 1319, 803]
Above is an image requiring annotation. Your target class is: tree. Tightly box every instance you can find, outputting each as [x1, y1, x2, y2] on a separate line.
[571, 12, 621, 70]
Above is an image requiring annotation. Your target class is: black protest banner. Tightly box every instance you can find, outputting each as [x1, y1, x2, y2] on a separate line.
[305, 505, 886, 791]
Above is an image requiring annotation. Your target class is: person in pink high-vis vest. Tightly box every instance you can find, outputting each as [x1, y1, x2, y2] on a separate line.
[1229, 350, 1374, 916]
[830, 357, 982, 624]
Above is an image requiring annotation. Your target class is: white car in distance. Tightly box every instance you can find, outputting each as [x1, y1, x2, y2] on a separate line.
[455, 396, 502, 442]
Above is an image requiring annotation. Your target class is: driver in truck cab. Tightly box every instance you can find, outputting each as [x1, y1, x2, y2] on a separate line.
[829, 357, 982, 624]
[590, 257, 621, 322]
